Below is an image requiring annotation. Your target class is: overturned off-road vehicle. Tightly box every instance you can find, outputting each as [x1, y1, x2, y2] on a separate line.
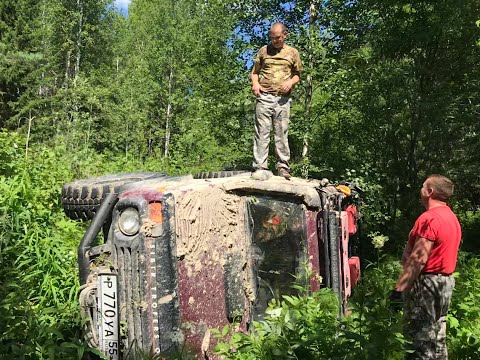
[62, 171, 362, 359]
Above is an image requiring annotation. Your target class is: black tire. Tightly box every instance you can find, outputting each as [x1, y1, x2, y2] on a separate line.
[62, 172, 166, 221]
[193, 170, 249, 179]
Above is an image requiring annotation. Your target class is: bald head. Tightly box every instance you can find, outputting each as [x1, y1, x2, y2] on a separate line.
[271, 22, 287, 33]
[269, 22, 287, 49]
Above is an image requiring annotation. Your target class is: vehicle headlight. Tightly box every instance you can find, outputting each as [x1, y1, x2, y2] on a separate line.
[118, 207, 141, 236]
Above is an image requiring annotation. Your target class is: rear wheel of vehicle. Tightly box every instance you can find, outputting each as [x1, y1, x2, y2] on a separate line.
[62, 172, 166, 221]
[193, 170, 249, 179]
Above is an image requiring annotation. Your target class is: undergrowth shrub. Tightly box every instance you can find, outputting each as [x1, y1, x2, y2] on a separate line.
[213, 288, 351, 359]
[345, 258, 407, 359]
[0, 132, 86, 359]
[457, 211, 480, 253]
[219, 254, 480, 360]
[447, 253, 480, 359]
[212, 259, 406, 359]
[213, 253, 480, 360]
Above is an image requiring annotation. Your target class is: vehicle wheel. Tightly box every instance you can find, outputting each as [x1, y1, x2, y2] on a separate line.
[193, 171, 249, 179]
[62, 172, 166, 221]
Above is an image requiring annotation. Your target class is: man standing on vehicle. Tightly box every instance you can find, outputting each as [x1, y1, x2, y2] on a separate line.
[251, 22, 302, 180]
[390, 174, 462, 359]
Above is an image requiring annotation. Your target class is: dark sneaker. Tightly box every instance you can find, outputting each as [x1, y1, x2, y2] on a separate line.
[278, 168, 291, 180]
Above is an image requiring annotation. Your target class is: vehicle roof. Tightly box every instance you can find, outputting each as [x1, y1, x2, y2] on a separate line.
[120, 173, 340, 208]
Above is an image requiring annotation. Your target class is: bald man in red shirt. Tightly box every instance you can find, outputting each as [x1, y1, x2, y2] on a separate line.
[391, 174, 461, 359]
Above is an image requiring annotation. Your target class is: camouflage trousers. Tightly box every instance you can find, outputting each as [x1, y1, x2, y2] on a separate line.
[253, 92, 291, 171]
[404, 273, 455, 360]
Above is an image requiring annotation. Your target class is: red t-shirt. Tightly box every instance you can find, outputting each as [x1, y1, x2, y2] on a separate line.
[403, 205, 462, 274]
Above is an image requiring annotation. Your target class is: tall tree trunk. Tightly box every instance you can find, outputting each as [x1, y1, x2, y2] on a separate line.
[64, 49, 71, 84]
[164, 67, 174, 158]
[126, 88, 133, 159]
[302, 1, 317, 178]
[74, 0, 84, 82]
[163, 0, 177, 158]
[25, 110, 35, 161]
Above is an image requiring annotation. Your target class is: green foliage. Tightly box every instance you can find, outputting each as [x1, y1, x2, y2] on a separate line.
[213, 288, 349, 359]
[115, 0, 252, 167]
[457, 211, 480, 253]
[212, 261, 406, 360]
[1, 0, 480, 358]
[0, 132, 86, 359]
[447, 254, 480, 359]
[214, 255, 480, 360]
[346, 258, 407, 359]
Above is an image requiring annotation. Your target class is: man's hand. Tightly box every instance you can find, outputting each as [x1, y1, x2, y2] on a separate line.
[252, 82, 264, 96]
[280, 79, 294, 94]
[388, 289, 403, 311]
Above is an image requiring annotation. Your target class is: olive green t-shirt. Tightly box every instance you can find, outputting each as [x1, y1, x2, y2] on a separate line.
[253, 44, 302, 95]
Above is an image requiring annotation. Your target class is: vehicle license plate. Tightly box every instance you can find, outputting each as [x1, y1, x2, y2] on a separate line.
[98, 274, 119, 360]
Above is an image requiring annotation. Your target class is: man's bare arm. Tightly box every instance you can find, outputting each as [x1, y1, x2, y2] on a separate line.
[251, 68, 264, 96]
[395, 237, 434, 292]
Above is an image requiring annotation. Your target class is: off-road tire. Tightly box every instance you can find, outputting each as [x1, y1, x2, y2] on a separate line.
[193, 170, 249, 179]
[62, 172, 166, 221]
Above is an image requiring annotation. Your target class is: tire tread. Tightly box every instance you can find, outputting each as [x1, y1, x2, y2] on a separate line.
[62, 172, 166, 221]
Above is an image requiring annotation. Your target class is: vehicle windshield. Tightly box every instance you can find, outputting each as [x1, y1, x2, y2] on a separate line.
[247, 196, 307, 319]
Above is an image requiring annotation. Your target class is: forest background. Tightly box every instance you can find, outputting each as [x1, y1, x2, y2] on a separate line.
[1, 0, 479, 358]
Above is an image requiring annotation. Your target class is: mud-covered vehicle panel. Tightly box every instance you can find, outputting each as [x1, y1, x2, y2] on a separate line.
[63, 172, 362, 359]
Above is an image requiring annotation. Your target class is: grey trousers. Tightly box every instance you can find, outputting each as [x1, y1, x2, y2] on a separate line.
[404, 274, 455, 360]
[253, 92, 291, 171]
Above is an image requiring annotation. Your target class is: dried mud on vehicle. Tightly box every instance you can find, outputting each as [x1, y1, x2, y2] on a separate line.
[174, 186, 247, 278]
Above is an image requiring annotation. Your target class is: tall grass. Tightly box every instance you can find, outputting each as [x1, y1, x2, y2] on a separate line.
[0, 132, 85, 359]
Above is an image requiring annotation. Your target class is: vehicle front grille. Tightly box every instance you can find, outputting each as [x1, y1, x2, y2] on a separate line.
[112, 194, 180, 355]
[116, 245, 150, 351]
